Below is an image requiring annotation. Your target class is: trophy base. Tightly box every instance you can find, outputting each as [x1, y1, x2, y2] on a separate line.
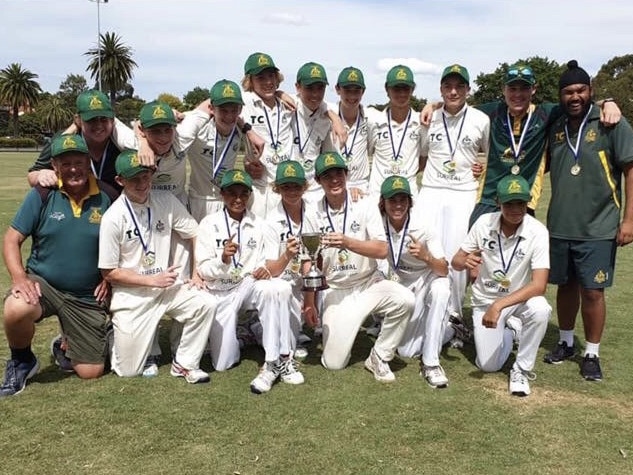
[302, 275, 329, 292]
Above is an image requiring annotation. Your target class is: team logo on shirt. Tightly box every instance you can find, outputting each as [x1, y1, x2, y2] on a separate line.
[462, 136, 473, 146]
[88, 207, 102, 224]
[585, 129, 597, 143]
[593, 270, 607, 284]
[247, 237, 257, 248]
[155, 220, 165, 232]
[153, 173, 171, 183]
[554, 131, 565, 143]
[442, 160, 456, 175]
[303, 160, 314, 171]
[350, 220, 360, 233]
[501, 148, 525, 164]
[409, 130, 419, 140]
[49, 211, 65, 221]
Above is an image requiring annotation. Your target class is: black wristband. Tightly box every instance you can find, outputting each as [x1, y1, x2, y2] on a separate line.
[241, 122, 252, 134]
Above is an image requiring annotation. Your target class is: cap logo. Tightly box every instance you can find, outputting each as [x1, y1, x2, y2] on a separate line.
[152, 105, 167, 119]
[89, 95, 104, 110]
[324, 154, 337, 166]
[62, 136, 77, 149]
[258, 55, 270, 66]
[451, 65, 461, 73]
[222, 83, 236, 98]
[130, 152, 140, 167]
[507, 179, 523, 194]
[396, 68, 408, 80]
[283, 164, 297, 177]
[392, 177, 405, 190]
[348, 70, 359, 81]
[310, 66, 322, 78]
[585, 129, 597, 143]
[233, 170, 246, 183]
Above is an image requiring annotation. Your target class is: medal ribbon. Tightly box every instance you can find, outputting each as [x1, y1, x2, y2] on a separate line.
[283, 202, 303, 236]
[564, 104, 593, 166]
[294, 110, 316, 156]
[339, 105, 361, 158]
[325, 195, 348, 234]
[223, 207, 242, 270]
[212, 125, 237, 179]
[387, 108, 411, 161]
[496, 231, 521, 278]
[88, 141, 108, 179]
[123, 196, 152, 256]
[505, 107, 534, 165]
[442, 108, 467, 161]
[263, 99, 281, 150]
[386, 213, 410, 272]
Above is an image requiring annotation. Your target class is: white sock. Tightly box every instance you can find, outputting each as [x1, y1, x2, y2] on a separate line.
[559, 330, 575, 347]
[584, 342, 600, 357]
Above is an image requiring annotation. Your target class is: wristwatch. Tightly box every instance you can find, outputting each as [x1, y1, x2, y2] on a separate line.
[241, 122, 252, 134]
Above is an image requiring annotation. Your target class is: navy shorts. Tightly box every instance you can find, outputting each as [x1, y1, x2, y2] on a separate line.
[549, 238, 617, 289]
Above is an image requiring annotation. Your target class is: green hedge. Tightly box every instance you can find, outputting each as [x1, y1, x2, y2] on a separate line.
[0, 137, 39, 148]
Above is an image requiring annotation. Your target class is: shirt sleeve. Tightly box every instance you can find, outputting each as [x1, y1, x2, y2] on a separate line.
[11, 189, 44, 236]
[529, 222, 550, 270]
[195, 215, 231, 279]
[177, 109, 210, 153]
[98, 209, 122, 270]
[28, 140, 53, 172]
[169, 195, 198, 240]
[111, 118, 138, 150]
[364, 202, 387, 241]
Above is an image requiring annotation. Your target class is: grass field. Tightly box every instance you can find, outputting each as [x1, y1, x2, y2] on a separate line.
[0, 151, 632, 475]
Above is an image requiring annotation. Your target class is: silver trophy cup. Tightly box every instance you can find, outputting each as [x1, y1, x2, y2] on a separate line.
[300, 232, 328, 291]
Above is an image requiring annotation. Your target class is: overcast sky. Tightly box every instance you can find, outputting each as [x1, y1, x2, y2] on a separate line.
[2, 0, 632, 106]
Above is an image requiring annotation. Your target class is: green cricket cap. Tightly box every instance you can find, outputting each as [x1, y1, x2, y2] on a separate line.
[76, 90, 114, 121]
[220, 169, 253, 190]
[244, 52, 278, 75]
[275, 160, 306, 185]
[386, 65, 415, 88]
[315, 152, 347, 177]
[497, 175, 531, 203]
[380, 175, 412, 199]
[296, 62, 329, 86]
[337, 67, 365, 88]
[210, 79, 244, 106]
[139, 101, 177, 128]
[115, 149, 152, 179]
[51, 134, 89, 158]
[441, 64, 470, 85]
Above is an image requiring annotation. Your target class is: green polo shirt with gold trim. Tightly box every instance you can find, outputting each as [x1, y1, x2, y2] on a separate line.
[11, 176, 114, 300]
[547, 105, 633, 240]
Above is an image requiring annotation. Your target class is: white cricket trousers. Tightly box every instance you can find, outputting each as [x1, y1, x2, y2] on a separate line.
[472, 296, 551, 373]
[207, 276, 294, 371]
[416, 186, 477, 317]
[397, 274, 451, 366]
[110, 284, 216, 377]
[321, 278, 414, 370]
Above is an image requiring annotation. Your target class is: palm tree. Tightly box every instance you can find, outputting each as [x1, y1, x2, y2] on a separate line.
[0, 63, 42, 136]
[38, 95, 75, 133]
[85, 31, 138, 105]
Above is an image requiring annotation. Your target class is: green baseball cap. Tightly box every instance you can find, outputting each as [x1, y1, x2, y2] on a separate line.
[296, 62, 329, 86]
[210, 79, 244, 106]
[505, 64, 536, 86]
[139, 101, 177, 128]
[337, 67, 365, 88]
[380, 175, 411, 199]
[275, 160, 306, 185]
[315, 152, 347, 177]
[441, 64, 470, 85]
[497, 175, 531, 203]
[220, 169, 253, 190]
[51, 134, 89, 158]
[76, 90, 114, 121]
[115, 149, 152, 179]
[244, 52, 278, 75]
[386, 65, 415, 88]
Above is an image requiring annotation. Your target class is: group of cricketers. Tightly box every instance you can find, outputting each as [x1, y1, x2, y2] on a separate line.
[2, 52, 632, 399]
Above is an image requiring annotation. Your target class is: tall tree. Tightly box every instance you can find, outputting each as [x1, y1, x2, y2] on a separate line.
[472, 56, 564, 105]
[85, 31, 138, 105]
[37, 95, 75, 133]
[183, 86, 210, 110]
[592, 54, 633, 123]
[0, 63, 42, 136]
[58, 73, 88, 109]
[115, 97, 145, 126]
[156, 93, 184, 111]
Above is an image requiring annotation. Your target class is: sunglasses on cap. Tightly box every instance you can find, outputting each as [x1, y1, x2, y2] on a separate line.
[507, 66, 534, 79]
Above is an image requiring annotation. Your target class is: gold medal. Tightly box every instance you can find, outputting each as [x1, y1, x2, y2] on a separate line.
[511, 164, 520, 175]
[338, 249, 349, 264]
[142, 252, 155, 267]
[570, 164, 581, 176]
[500, 278, 511, 289]
[230, 266, 242, 281]
[289, 257, 301, 274]
[391, 162, 401, 174]
[389, 271, 401, 283]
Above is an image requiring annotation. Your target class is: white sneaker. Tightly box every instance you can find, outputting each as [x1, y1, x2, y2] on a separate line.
[170, 361, 210, 384]
[142, 355, 159, 378]
[250, 362, 279, 394]
[422, 364, 449, 388]
[294, 347, 309, 360]
[506, 316, 522, 344]
[509, 367, 534, 396]
[364, 347, 395, 382]
[277, 357, 304, 385]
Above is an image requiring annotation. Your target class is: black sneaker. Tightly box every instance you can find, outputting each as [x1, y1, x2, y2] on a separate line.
[50, 335, 74, 373]
[581, 354, 603, 381]
[543, 341, 575, 364]
[448, 314, 472, 344]
[0, 358, 40, 398]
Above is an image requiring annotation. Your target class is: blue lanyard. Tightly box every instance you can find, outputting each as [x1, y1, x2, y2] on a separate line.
[123, 196, 152, 254]
[387, 108, 411, 160]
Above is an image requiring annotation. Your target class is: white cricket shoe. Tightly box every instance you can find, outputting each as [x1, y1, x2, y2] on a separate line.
[170, 361, 210, 384]
[364, 347, 395, 382]
[422, 364, 449, 388]
[509, 367, 534, 397]
[250, 362, 279, 394]
[277, 357, 304, 385]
